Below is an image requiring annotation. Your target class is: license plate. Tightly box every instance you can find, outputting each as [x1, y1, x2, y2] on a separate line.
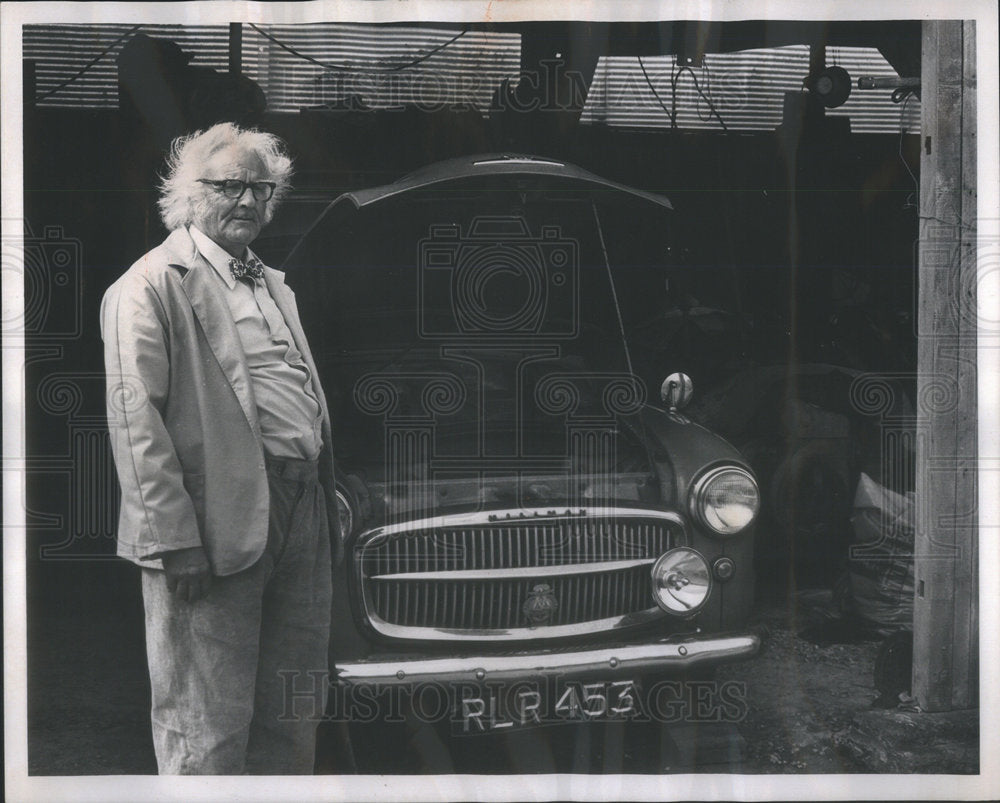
[455, 679, 641, 734]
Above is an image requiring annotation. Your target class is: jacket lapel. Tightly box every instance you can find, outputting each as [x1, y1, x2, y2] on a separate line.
[262, 268, 333, 438]
[165, 229, 262, 440]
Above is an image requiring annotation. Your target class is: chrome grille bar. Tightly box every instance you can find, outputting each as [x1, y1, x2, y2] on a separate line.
[355, 508, 686, 641]
[371, 557, 656, 581]
[361, 524, 676, 574]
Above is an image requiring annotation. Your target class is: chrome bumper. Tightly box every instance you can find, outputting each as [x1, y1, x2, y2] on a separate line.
[335, 631, 760, 685]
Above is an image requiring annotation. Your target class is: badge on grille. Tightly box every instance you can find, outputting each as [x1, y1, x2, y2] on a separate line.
[522, 583, 559, 625]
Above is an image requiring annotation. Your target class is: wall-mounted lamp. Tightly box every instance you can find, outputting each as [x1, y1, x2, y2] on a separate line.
[805, 65, 852, 108]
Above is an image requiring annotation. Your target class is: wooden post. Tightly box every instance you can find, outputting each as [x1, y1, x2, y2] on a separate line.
[912, 20, 978, 712]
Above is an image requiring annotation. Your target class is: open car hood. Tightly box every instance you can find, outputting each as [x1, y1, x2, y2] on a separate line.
[282, 153, 673, 263]
[332, 153, 673, 211]
[285, 154, 680, 519]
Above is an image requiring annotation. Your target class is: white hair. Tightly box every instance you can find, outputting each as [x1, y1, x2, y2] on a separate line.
[157, 122, 294, 231]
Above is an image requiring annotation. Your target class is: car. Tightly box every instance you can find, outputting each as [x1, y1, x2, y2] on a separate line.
[283, 154, 761, 761]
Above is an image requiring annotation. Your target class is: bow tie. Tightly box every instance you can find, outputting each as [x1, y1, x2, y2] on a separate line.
[229, 256, 264, 281]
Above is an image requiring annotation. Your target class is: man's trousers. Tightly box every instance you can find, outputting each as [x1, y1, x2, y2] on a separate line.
[141, 456, 332, 774]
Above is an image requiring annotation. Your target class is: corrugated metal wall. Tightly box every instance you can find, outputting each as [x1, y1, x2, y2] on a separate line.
[22, 23, 521, 114]
[246, 24, 520, 112]
[580, 47, 920, 133]
[23, 24, 231, 107]
[23, 25, 919, 133]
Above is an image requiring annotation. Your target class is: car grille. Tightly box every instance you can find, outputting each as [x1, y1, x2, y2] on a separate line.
[354, 509, 686, 641]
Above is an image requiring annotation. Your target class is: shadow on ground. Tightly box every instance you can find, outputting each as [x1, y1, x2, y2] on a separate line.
[26, 563, 976, 775]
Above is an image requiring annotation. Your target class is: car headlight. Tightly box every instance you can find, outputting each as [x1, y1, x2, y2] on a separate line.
[651, 548, 712, 615]
[335, 489, 354, 537]
[689, 466, 759, 536]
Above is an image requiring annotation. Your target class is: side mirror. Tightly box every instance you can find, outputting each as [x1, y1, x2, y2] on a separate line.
[660, 372, 694, 411]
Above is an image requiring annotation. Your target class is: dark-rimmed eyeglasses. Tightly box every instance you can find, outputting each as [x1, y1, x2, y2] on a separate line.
[197, 179, 277, 201]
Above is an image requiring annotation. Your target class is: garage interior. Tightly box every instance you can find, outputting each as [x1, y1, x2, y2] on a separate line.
[21, 18, 978, 774]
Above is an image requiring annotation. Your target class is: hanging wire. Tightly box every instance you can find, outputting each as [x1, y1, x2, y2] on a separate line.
[248, 23, 467, 73]
[675, 65, 729, 131]
[697, 60, 716, 123]
[897, 92, 919, 209]
[637, 55, 676, 128]
[35, 25, 142, 102]
[897, 90, 971, 231]
[892, 78, 974, 232]
[670, 63, 680, 129]
[638, 56, 728, 131]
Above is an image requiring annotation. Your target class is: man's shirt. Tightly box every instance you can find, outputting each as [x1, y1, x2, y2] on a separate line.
[189, 225, 322, 460]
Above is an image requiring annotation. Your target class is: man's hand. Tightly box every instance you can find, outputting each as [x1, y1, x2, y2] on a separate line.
[161, 547, 212, 602]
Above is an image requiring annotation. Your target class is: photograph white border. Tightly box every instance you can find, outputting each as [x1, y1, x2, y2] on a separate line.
[3, 1, 998, 800]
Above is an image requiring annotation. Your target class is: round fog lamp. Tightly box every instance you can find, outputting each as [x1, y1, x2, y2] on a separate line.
[651, 548, 712, 616]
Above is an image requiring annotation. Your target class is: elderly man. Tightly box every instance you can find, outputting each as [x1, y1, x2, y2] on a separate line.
[101, 122, 339, 774]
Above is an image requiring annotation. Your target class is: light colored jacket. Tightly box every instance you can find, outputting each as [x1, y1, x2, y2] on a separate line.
[101, 227, 341, 575]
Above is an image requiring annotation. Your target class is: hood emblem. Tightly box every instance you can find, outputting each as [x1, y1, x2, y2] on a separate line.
[522, 583, 559, 625]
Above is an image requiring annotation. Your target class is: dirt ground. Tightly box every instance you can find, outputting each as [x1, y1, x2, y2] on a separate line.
[715, 602, 882, 773]
[28, 560, 904, 776]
